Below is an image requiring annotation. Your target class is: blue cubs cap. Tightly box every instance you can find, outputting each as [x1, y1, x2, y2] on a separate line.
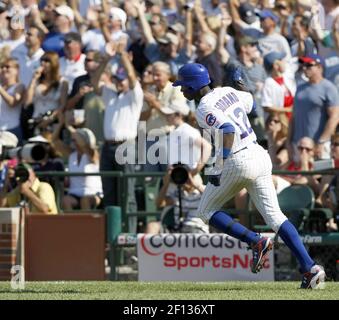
[113, 67, 128, 81]
[239, 3, 257, 24]
[263, 51, 286, 70]
[257, 9, 279, 23]
[298, 54, 325, 68]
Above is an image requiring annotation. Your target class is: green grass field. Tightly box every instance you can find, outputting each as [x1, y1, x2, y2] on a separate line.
[0, 281, 339, 300]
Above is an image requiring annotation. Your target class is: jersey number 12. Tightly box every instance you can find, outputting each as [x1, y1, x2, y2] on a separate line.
[231, 107, 253, 139]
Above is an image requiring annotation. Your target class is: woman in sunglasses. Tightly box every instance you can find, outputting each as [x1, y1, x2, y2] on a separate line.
[24, 51, 68, 136]
[280, 136, 316, 187]
[0, 58, 25, 144]
[265, 112, 289, 169]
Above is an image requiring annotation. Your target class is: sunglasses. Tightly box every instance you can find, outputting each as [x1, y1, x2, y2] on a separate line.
[41, 58, 51, 63]
[269, 119, 280, 124]
[0, 65, 13, 69]
[302, 63, 317, 68]
[298, 146, 313, 152]
[276, 4, 287, 9]
[85, 58, 95, 62]
[332, 142, 339, 147]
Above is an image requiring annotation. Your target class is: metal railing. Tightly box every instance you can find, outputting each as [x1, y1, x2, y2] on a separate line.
[36, 168, 339, 230]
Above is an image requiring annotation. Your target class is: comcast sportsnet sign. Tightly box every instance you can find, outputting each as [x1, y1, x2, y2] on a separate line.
[137, 234, 274, 281]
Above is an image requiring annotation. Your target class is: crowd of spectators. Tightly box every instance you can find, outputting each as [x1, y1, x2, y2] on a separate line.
[0, 0, 338, 233]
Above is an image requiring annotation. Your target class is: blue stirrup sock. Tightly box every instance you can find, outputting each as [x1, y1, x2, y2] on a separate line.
[209, 211, 261, 246]
[278, 220, 315, 273]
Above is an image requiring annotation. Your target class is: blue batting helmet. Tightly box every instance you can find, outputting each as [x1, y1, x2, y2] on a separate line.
[173, 63, 211, 91]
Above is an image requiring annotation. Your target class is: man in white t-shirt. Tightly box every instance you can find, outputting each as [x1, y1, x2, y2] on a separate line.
[12, 26, 45, 87]
[92, 41, 143, 232]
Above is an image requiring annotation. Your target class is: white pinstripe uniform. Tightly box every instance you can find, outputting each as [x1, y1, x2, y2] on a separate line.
[196, 87, 288, 232]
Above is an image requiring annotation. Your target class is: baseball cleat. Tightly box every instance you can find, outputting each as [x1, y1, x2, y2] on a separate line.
[250, 237, 273, 273]
[300, 265, 326, 289]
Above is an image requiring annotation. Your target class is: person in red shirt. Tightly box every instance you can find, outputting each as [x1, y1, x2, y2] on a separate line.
[261, 51, 296, 121]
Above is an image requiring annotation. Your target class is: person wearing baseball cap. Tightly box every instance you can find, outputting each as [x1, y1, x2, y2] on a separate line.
[263, 51, 287, 71]
[0, 131, 18, 149]
[104, 6, 129, 45]
[42, 5, 74, 56]
[231, 36, 261, 93]
[239, 3, 258, 25]
[261, 51, 296, 121]
[52, 114, 103, 211]
[109, 7, 127, 31]
[298, 54, 326, 69]
[112, 66, 128, 82]
[168, 22, 185, 35]
[54, 4, 74, 22]
[289, 52, 339, 161]
[88, 32, 143, 220]
[157, 32, 179, 47]
[59, 31, 86, 92]
[257, 9, 280, 24]
[228, 0, 292, 57]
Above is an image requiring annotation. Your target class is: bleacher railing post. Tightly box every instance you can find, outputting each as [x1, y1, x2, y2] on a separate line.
[106, 206, 122, 281]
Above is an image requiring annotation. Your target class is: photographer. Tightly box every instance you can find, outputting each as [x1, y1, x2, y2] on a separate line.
[146, 166, 209, 234]
[0, 162, 58, 215]
[28, 135, 65, 190]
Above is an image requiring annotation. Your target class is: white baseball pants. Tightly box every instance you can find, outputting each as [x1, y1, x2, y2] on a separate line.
[199, 143, 288, 232]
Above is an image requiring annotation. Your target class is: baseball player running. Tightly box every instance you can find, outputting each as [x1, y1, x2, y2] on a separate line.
[173, 63, 325, 289]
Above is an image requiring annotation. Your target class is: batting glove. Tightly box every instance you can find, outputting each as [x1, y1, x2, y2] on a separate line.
[207, 165, 223, 186]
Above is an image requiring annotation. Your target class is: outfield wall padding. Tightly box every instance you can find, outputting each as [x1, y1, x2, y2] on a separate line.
[25, 214, 105, 281]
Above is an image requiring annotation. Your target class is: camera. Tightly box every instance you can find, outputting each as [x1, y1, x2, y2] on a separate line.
[1, 143, 47, 163]
[14, 164, 30, 183]
[170, 163, 190, 185]
[28, 110, 53, 131]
